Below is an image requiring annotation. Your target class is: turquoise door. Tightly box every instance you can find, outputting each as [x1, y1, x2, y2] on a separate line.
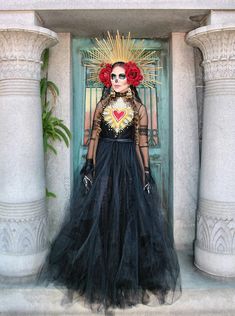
[72, 38, 171, 227]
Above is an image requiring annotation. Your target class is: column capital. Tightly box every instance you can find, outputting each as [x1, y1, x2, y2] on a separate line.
[0, 25, 58, 80]
[186, 24, 235, 81]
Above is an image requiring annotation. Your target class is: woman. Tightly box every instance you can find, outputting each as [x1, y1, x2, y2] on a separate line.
[38, 32, 181, 312]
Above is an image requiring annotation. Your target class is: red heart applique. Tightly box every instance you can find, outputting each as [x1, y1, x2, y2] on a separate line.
[113, 110, 125, 122]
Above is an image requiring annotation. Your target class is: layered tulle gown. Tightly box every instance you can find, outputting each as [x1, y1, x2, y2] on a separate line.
[38, 94, 181, 311]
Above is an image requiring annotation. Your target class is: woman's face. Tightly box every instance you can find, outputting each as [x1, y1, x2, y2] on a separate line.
[110, 65, 130, 93]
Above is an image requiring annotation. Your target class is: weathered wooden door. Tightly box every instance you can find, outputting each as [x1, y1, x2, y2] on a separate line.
[72, 37, 171, 223]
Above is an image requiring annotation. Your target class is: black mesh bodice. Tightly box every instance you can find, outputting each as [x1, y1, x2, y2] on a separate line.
[86, 97, 150, 169]
[99, 118, 135, 140]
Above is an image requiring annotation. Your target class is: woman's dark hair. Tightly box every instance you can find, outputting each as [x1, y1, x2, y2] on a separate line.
[100, 61, 142, 103]
[112, 61, 125, 68]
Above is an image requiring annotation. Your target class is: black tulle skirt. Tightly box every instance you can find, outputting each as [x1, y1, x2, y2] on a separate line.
[37, 137, 181, 311]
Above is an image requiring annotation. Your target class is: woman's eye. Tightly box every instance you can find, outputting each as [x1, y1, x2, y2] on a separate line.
[119, 74, 126, 80]
[111, 74, 116, 80]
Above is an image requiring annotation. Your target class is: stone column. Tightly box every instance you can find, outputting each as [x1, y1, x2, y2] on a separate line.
[0, 25, 58, 277]
[186, 24, 235, 277]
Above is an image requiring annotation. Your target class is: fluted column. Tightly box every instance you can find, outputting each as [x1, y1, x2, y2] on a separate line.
[0, 26, 58, 277]
[186, 25, 235, 277]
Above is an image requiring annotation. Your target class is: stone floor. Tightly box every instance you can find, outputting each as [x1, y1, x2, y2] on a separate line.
[0, 248, 235, 315]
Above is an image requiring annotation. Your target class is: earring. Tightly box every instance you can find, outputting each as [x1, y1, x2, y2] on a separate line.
[126, 87, 133, 99]
[110, 87, 116, 98]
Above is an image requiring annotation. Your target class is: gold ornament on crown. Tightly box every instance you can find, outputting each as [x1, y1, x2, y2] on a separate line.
[84, 30, 162, 88]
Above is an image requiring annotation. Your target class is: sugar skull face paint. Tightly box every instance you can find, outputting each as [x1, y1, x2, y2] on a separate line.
[111, 65, 130, 93]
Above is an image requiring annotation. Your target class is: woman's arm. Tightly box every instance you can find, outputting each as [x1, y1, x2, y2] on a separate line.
[80, 101, 103, 192]
[138, 104, 151, 194]
[138, 104, 149, 170]
[86, 101, 103, 160]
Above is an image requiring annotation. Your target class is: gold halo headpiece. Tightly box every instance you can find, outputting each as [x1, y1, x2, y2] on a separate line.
[85, 31, 161, 88]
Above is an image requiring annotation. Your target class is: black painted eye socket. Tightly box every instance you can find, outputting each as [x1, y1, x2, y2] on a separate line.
[111, 73, 126, 80]
[119, 73, 126, 80]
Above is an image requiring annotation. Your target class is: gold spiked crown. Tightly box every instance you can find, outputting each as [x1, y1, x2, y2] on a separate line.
[85, 31, 161, 88]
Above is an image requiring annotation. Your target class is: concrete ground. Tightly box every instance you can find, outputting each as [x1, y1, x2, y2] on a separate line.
[0, 249, 235, 315]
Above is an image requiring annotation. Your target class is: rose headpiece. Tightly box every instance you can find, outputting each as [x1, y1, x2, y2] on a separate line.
[85, 31, 161, 88]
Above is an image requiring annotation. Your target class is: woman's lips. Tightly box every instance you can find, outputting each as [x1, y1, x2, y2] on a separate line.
[114, 85, 121, 88]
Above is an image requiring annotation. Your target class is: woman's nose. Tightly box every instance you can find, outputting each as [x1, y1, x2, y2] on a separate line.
[115, 78, 118, 83]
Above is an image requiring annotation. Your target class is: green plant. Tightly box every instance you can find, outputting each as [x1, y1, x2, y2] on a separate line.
[41, 49, 72, 198]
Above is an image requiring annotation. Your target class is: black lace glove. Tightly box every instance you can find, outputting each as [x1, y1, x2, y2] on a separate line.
[80, 158, 94, 193]
[143, 166, 151, 194]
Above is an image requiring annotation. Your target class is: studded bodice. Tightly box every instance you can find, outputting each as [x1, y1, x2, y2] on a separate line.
[86, 95, 149, 170]
[99, 97, 135, 139]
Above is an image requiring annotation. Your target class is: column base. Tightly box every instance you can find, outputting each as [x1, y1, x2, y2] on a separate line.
[195, 243, 235, 277]
[0, 248, 48, 278]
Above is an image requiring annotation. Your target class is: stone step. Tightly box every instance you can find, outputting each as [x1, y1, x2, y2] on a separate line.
[0, 287, 235, 315]
[0, 249, 235, 315]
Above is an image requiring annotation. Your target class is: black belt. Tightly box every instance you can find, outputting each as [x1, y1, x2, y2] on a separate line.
[100, 137, 134, 143]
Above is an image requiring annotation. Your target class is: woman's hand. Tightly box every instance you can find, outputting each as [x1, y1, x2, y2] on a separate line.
[80, 159, 94, 193]
[143, 167, 151, 194]
[83, 174, 93, 193]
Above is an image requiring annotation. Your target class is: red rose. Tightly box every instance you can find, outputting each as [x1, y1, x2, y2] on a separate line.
[124, 62, 143, 87]
[98, 63, 112, 87]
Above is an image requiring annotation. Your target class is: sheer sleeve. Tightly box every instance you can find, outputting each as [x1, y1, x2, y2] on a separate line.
[86, 101, 103, 161]
[138, 104, 150, 170]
